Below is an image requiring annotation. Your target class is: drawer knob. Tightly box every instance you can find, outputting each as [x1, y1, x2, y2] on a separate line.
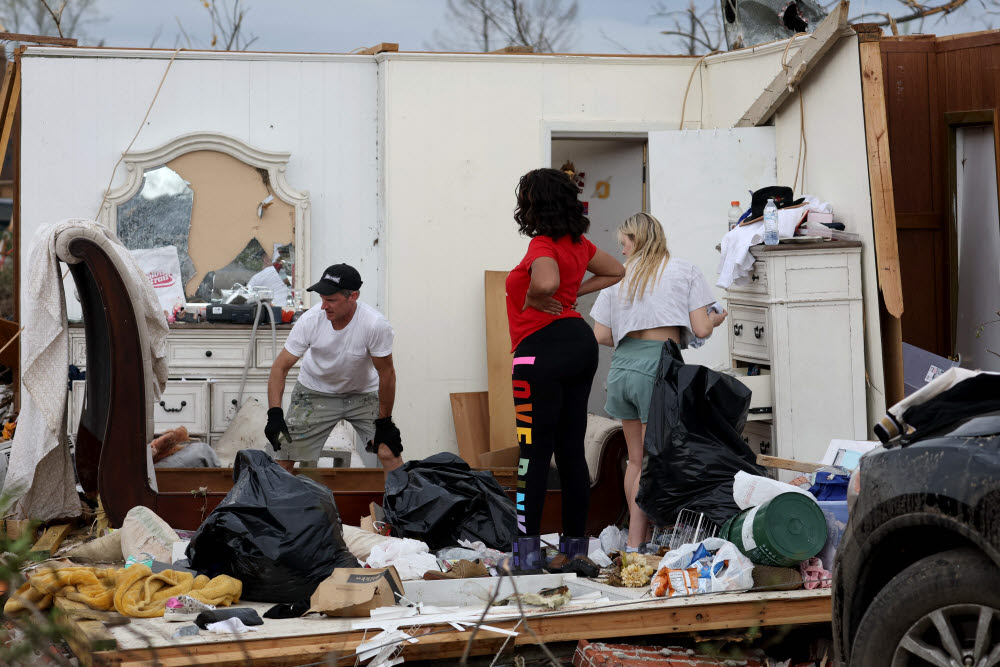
[733, 323, 743, 336]
[159, 400, 187, 413]
[231, 399, 238, 406]
[761, 440, 771, 455]
[751, 274, 760, 282]
[205, 350, 213, 358]
[754, 325, 764, 339]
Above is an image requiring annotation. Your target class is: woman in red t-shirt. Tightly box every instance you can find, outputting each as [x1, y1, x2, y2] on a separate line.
[505, 168, 624, 570]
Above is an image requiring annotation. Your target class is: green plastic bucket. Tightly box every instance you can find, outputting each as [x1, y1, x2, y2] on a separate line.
[720, 492, 827, 567]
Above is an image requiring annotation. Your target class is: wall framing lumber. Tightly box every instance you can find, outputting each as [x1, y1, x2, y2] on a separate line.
[856, 24, 905, 402]
[0, 32, 76, 47]
[734, 1, 850, 128]
[359, 42, 398, 55]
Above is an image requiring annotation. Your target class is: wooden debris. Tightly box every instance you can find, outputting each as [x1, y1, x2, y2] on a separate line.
[756, 455, 824, 474]
[30, 523, 74, 558]
[359, 42, 398, 55]
[450, 391, 490, 465]
[735, 1, 850, 128]
[54, 598, 118, 666]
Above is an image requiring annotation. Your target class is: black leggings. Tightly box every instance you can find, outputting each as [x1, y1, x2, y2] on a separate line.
[512, 318, 599, 537]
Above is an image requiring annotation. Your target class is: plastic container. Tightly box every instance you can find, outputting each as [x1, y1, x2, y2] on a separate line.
[763, 198, 779, 245]
[728, 201, 743, 231]
[815, 500, 849, 571]
[720, 492, 827, 567]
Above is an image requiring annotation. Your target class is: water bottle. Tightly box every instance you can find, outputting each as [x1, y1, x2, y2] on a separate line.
[763, 198, 779, 245]
[728, 201, 742, 231]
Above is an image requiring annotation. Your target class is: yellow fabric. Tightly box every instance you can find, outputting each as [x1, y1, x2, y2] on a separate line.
[3, 565, 242, 618]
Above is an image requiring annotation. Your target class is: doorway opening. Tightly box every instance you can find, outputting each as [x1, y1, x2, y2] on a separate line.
[550, 137, 648, 416]
[947, 111, 1000, 372]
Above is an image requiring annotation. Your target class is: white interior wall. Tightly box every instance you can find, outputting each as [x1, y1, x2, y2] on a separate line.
[701, 34, 887, 428]
[955, 126, 1000, 372]
[550, 138, 646, 416]
[19, 50, 380, 322]
[19, 39, 883, 462]
[379, 54, 700, 460]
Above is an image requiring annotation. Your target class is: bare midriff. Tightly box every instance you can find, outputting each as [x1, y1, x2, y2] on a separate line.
[625, 325, 682, 344]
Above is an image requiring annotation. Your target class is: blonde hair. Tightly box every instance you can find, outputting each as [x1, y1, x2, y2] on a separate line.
[618, 212, 670, 304]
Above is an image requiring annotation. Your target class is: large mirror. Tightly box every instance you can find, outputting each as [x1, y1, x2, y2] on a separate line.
[100, 133, 310, 310]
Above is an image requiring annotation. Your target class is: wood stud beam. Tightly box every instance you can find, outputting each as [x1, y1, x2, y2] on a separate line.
[735, 1, 850, 128]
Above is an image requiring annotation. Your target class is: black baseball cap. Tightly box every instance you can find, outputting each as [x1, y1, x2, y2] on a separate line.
[307, 263, 363, 295]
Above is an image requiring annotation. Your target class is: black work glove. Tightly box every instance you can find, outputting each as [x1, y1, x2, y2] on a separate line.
[367, 416, 403, 456]
[265, 407, 291, 451]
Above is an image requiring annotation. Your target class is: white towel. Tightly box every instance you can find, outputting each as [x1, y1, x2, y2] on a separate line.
[716, 196, 831, 289]
[5, 220, 169, 521]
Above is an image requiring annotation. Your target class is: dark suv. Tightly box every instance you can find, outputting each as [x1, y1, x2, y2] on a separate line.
[833, 412, 1000, 666]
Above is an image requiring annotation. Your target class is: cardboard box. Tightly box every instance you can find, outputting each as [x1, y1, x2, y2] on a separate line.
[308, 567, 405, 617]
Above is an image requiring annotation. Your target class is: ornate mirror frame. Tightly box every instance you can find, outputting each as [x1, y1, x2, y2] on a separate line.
[98, 131, 310, 301]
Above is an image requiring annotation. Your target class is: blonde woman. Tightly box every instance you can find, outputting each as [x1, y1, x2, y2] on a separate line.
[590, 212, 727, 551]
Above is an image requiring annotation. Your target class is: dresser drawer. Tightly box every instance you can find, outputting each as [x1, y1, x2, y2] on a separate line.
[210, 380, 292, 432]
[730, 367, 772, 419]
[168, 339, 249, 368]
[742, 420, 774, 457]
[153, 381, 210, 435]
[255, 336, 290, 369]
[729, 304, 770, 361]
[727, 261, 768, 295]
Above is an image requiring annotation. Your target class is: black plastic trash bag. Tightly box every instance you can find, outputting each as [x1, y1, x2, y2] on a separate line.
[636, 340, 766, 528]
[383, 452, 517, 551]
[186, 450, 359, 602]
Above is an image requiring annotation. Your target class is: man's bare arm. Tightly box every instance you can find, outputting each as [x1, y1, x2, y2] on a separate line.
[268, 348, 300, 408]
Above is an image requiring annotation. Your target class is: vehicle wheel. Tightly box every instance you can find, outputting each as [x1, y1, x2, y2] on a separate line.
[850, 548, 1000, 666]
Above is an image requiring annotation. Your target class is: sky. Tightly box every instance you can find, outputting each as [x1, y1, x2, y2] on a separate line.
[21, 0, 997, 55]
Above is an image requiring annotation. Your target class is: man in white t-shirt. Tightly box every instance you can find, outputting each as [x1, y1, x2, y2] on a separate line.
[264, 263, 402, 470]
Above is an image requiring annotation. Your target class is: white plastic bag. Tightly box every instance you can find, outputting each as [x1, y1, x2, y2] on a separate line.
[654, 537, 754, 594]
[365, 537, 439, 580]
[131, 246, 186, 316]
[599, 525, 627, 553]
[733, 470, 816, 510]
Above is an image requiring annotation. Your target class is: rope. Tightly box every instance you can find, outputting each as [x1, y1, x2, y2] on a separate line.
[678, 50, 720, 130]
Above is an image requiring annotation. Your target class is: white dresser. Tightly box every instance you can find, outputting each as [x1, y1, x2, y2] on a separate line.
[67, 324, 297, 446]
[725, 241, 867, 469]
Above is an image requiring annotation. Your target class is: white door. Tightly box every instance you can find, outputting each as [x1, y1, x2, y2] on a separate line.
[647, 128, 777, 370]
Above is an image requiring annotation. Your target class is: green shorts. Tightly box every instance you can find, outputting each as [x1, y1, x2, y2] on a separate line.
[278, 382, 379, 467]
[604, 338, 663, 424]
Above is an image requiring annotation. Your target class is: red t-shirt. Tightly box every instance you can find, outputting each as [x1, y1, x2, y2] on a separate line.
[506, 234, 597, 351]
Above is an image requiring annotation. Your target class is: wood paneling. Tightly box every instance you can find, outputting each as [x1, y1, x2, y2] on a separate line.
[878, 32, 1000, 358]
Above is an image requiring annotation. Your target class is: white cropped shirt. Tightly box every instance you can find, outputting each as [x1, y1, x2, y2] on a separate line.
[590, 257, 716, 349]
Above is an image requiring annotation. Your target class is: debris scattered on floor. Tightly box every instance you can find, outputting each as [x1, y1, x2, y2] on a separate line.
[496, 584, 572, 609]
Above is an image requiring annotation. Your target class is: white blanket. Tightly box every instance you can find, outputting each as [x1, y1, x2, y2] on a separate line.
[5, 220, 169, 521]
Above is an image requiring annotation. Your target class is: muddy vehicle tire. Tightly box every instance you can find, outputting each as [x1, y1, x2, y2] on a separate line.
[850, 547, 1000, 666]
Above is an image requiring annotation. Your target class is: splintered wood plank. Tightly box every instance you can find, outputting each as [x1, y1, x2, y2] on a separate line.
[734, 1, 850, 127]
[757, 454, 823, 473]
[96, 591, 831, 666]
[484, 271, 516, 453]
[858, 30, 905, 318]
[30, 523, 74, 558]
[450, 391, 491, 465]
[54, 598, 118, 666]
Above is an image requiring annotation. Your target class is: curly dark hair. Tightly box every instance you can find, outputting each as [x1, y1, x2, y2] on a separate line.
[513, 168, 590, 242]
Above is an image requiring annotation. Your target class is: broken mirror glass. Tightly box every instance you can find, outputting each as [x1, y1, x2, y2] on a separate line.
[117, 165, 197, 292]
